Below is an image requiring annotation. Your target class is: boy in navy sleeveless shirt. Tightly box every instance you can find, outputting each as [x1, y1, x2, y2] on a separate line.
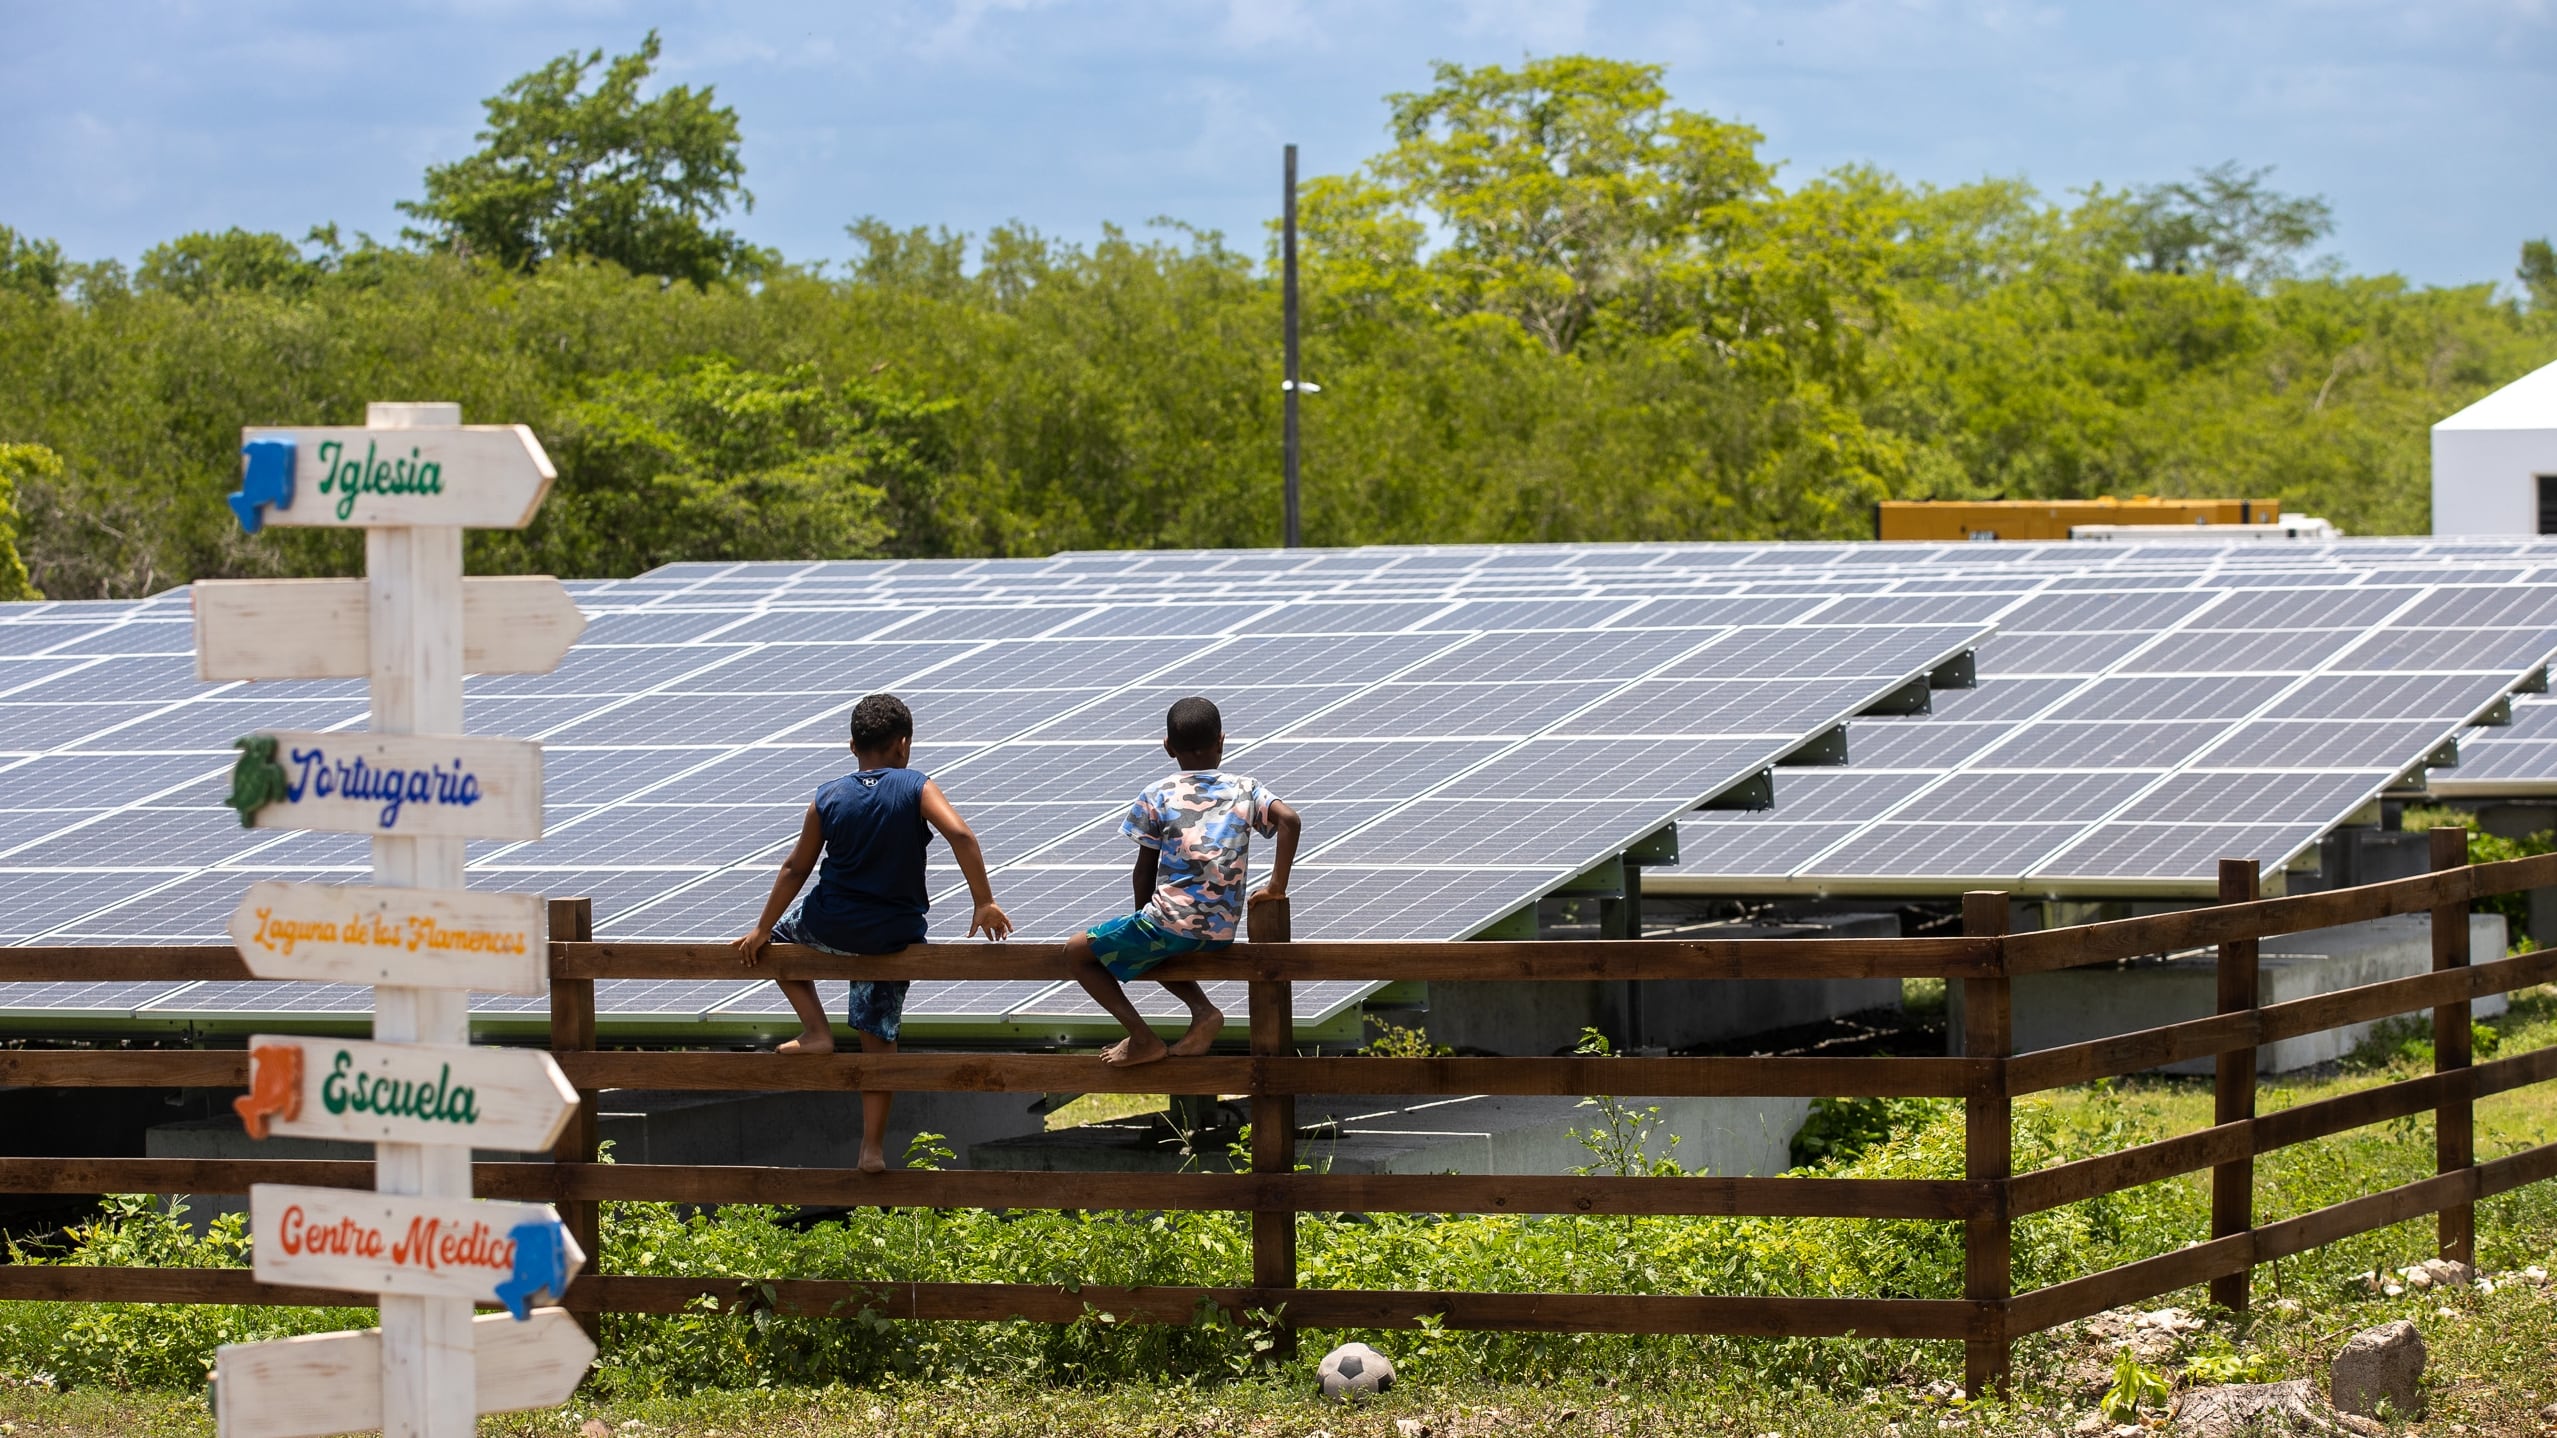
[735, 693, 1013, 1171]
[1065, 695, 1301, 1067]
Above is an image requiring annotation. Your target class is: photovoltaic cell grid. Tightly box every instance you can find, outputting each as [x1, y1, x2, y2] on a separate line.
[1661, 572, 2557, 895]
[8, 536, 2557, 1030]
[2434, 692, 2557, 798]
[0, 561, 1987, 1034]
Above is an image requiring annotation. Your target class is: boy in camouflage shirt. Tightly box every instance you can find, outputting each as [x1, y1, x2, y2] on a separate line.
[1064, 695, 1301, 1066]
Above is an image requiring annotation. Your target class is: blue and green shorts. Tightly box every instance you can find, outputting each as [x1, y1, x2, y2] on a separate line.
[1085, 911, 1226, 981]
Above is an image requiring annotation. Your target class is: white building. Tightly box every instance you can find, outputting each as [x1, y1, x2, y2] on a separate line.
[2433, 357, 2557, 535]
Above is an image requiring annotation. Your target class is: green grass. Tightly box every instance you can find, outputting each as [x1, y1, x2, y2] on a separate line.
[4, 991, 2555, 1434]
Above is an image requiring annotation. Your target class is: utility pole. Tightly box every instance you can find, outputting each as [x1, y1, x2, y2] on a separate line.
[1282, 142, 1302, 548]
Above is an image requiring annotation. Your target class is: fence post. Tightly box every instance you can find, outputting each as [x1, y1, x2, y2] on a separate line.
[1245, 892, 1297, 1361]
[545, 896, 600, 1334]
[2209, 858, 2262, 1315]
[2430, 827, 2475, 1268]
[1960, 889, 2011, 1400]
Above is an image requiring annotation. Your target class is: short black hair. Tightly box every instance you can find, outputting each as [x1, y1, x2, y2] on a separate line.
[1166, 695, 1221, 751]
[850, 693, 914, 750]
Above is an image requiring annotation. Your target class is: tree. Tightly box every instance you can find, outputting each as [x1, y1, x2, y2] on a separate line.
[0, 226, 66, 298]
[1368, 56, 1773, 354]
[505, 359, 950, 575]
[0, 446, 50, 599]
[2521, 239, 2557, 313]
[2122, 162, 2334, 289]
[399, 31, 757, 286]
[137, 229, 321, 300]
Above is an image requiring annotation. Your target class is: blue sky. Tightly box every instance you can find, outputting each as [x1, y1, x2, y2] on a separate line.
[4, 1, 2551, 289]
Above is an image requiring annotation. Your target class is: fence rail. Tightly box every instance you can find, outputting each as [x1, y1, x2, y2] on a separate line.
[3, 836, 2554, 1397]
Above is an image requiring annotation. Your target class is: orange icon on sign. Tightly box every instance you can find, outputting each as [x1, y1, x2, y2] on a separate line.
[234, 1044, 304, 1140]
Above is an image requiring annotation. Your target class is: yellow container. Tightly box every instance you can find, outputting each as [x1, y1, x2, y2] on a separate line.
[1877, 497, 2281, 543]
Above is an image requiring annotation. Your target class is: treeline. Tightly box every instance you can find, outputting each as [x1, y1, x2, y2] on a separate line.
[1, 43, 2553, 597]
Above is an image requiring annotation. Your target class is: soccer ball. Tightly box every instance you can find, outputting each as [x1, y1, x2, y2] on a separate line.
[1317, 1340, 1395, 1400]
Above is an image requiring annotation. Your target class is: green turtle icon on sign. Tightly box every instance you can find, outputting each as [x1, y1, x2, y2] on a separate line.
[226, 735, 291, 827]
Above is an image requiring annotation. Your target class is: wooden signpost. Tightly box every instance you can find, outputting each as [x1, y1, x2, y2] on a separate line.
[209, 401, 584, 1438]
[194, 577, 586, 681]
[230, 880, 548, 993]
[248, 1184, 585, 1306]
[213, 1309, 595, 1438]
[230, 730, 543, 840]
[235, 1035, 579, 1152]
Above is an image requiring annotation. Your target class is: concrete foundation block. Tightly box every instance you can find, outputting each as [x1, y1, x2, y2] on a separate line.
[1984, 913, 2508, 1075]
[1421, 912, 1904, 1055]
[971, 1092, 1813, 1177]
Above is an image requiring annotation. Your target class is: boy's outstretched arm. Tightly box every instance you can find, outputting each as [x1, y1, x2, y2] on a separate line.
[736, 806, 826, 965]
[920, 780, 1014, 940]
[1255, 797, 1301, 901]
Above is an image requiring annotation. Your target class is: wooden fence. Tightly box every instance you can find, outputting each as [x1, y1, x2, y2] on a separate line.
[3, 829, 2554, 1397]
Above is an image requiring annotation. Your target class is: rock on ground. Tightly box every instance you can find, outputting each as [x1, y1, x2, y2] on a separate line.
[2329, 1319, 2426, 1418]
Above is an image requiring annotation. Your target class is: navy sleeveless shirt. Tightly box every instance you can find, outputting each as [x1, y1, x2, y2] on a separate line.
[796, 767, 934, 952]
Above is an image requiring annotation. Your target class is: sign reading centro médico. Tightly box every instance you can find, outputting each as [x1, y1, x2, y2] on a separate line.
[248, 1184, 584, 1306]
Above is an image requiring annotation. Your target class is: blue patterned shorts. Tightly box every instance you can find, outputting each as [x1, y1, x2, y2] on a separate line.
[773, 897, 914, 1043]
[1085, 911, 1226, 982]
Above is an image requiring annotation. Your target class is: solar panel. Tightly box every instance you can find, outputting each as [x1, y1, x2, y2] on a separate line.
[18, 533, 2557, 1037]
[1657, 565, 2557, 895]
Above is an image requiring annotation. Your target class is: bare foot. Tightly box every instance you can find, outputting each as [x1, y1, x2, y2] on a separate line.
[857, 1149, 888, 1174]
[1100, 1035, 1169, 1068]
[1167, 1009, 1225, 1057]
[776, 1030, 835, 1055]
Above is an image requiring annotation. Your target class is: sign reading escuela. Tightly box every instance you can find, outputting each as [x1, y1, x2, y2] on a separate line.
[236, 731, 542, 841]
[238, 1034, 578, 1153]
[230, 880, 547, 993]
[234, 425, 555, 530]
[249, 1184, 584, 1306]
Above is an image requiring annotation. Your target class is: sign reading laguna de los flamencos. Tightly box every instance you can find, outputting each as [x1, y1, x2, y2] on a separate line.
[233, 1034, 577, 1153]
[229, 880, 548, 992]
[229, 424, 555, 531]
[225, 730, 542, 840]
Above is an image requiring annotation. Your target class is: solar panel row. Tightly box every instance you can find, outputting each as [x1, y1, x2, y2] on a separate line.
[8, 534, 2557, 1037]
[0, 565, 1984, 1034]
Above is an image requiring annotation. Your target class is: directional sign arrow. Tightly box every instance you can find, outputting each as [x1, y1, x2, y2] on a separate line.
[230, 880, 548, 993]
[249, 1184, 585, 1305]
[212, 1308, 594, 1438]
[239, 1034, 578, 1153]
[234, 424, 555, 530]
[228, 731, 542, 840]
[194, 576, 587, 681]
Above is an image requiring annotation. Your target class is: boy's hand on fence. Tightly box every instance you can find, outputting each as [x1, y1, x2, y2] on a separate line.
[969, 902, 1015, 941]
[734, 928, 772, 966]
[1250, 883, 1287, 903]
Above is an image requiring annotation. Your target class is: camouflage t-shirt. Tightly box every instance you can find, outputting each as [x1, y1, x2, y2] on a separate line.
[1122, 770, 1282, 941]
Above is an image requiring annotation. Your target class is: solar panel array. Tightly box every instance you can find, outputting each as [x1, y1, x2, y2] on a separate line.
[1668, 578, 2557, 894]
[0, 560, 1984, 1037]
[12, 533, 2557, 1038]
